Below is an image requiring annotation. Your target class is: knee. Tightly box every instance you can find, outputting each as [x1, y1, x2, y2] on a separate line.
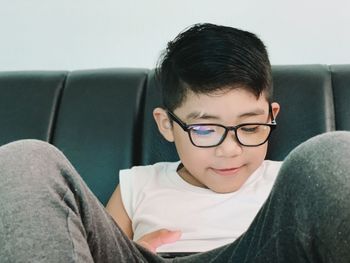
[0, 139, 66, 180]
[284, 131, 350, 169]
[0, 139, 59, 159]
[278, 131, 350, 192]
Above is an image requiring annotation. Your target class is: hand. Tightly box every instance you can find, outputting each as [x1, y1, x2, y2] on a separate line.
[136, 229, 182, 253]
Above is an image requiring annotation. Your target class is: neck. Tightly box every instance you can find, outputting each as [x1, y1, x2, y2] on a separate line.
[177, 164, 208, 189]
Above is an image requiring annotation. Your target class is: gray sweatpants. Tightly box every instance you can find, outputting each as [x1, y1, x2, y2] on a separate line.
[1, 131, 350, 262]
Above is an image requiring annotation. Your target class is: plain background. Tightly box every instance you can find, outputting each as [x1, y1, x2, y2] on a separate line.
[1, 0, 349, 71]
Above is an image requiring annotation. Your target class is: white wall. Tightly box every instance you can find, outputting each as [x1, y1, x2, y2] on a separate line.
[1, 0, 349, 71]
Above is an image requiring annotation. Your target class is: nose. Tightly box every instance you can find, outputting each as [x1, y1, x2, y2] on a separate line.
[215, 131, 243, 157]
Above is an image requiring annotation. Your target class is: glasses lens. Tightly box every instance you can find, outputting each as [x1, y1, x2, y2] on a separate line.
[189, 125, 226, 147]
[237, 124, 271, 146]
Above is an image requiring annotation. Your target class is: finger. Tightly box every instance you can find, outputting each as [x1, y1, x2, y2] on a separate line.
[157, 229, 182, 244]
[137, 229, 182, 253]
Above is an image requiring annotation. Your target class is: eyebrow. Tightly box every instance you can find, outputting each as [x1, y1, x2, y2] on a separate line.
[185, 111, 218, 121]
[237, 108, 266, 118]
[185, 108, 266, 121]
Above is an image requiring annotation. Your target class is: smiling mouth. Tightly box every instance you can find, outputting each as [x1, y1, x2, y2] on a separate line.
[211, 166, 242, 176]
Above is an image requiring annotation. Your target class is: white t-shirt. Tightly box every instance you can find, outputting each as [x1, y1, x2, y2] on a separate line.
[119, 160, 282, 252]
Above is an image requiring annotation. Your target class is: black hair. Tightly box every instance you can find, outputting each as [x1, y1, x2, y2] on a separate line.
[155, 23, 272, 111]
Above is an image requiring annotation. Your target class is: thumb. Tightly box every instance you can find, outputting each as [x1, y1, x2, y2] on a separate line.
[137, 229, 182, 253]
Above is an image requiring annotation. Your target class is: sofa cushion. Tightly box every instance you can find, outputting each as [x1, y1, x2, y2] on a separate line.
[267, 65, 335, 160]
[0, 71, 66, 146]
[330, 65, 350, 130]
[52, 68, 148, 205]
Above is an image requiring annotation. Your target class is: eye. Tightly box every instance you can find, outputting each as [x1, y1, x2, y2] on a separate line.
[240, 125, 260, 133]
[190, 125, 216, 136]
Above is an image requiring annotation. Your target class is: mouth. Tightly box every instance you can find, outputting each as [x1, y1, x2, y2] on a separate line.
[211, 166, 243, 177]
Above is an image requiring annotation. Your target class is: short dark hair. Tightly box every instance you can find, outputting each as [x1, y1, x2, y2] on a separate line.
[156, 23, 272, 111]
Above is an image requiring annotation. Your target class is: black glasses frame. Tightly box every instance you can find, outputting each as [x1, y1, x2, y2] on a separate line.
[167, 105, 277, 148]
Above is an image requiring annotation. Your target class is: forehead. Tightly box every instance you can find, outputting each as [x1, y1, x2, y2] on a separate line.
[174, 88, 269, 120]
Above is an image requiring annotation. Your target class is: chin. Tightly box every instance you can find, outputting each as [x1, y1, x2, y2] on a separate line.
[210, 185, 241, 194]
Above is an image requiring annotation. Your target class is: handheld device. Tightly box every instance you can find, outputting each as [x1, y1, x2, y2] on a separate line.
[157, 252, 198, 258]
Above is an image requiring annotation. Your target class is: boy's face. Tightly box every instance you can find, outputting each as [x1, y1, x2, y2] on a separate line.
[154, 88, 280, 193]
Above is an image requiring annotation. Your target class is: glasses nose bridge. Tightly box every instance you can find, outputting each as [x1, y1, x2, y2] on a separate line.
[227, 124, 238, 132]
[227, 125, 239, 137]
[221, 125, 240, 145]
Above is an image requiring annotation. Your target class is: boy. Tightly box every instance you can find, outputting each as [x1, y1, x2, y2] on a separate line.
[106, 23, 281, 253]
[1, 23, 350, 263]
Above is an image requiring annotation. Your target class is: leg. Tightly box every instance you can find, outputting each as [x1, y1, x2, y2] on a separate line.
[0, 140, 163, 263]
[177, 131, 350, 263]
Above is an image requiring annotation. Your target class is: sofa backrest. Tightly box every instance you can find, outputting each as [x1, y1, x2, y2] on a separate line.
[0, 65, 349, 204]
[331, 65, 350, 130]
[267, 65, 335, 160]
[0, 71, 66, 145]
[51, 69, 148, 204]
[140, 65, 336, 164]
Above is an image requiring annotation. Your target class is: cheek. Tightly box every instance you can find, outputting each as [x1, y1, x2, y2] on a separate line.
[247, 144, 268, 167]
[173, 129, 194, 156]
[173, 134, 212, 168]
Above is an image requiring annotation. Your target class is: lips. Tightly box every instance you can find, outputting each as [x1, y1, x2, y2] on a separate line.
[211, 166, 242, 176]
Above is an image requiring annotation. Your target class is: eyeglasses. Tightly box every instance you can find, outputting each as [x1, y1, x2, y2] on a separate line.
[167, 106, 276, 148]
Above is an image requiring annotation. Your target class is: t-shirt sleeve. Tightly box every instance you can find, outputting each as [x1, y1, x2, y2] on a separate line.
[119, 165, 154, 221]
[119, 168, 135, 220]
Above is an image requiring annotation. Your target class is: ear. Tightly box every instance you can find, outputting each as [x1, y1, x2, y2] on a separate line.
[271, 102, 280, 119]
[153, 107, 175, 142]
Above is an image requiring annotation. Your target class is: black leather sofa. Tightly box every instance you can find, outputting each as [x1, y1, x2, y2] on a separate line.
[1, 65, 349, 205]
